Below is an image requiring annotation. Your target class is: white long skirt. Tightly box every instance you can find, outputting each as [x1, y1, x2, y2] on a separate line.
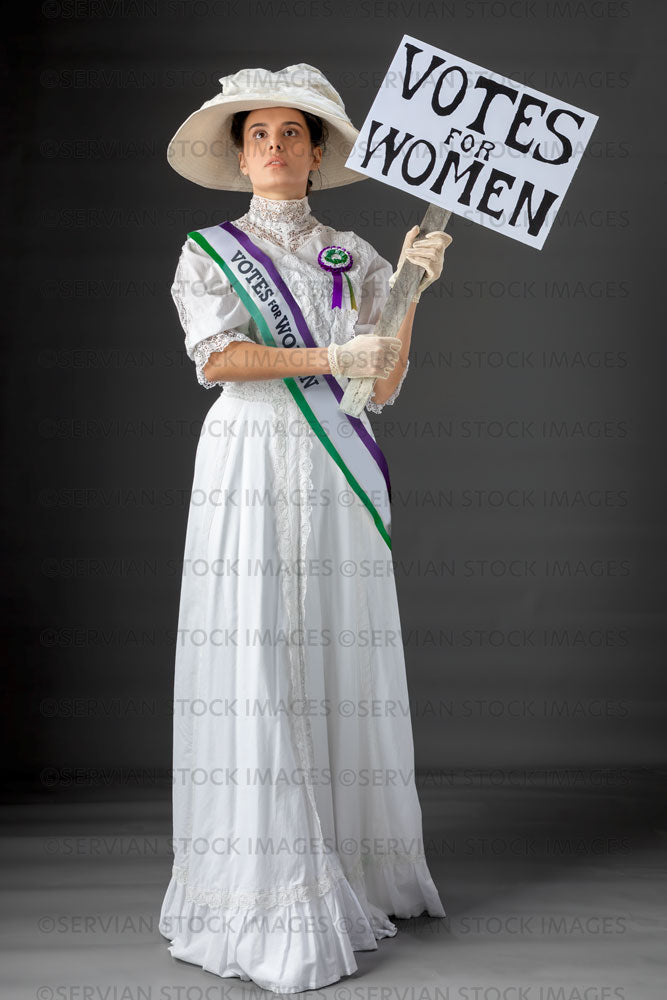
[159, 379, 445, 994]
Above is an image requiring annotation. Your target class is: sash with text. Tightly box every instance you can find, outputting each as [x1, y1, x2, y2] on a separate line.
[189, 221, 393, 549]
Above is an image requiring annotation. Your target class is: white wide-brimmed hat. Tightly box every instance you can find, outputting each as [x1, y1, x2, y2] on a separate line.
[167, 62, 369, 192]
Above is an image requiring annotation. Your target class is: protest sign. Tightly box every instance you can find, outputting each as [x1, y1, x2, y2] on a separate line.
[345, 34, 599, 249]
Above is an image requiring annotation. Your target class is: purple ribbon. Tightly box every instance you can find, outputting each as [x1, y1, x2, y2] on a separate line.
[331, 271, 343, 309]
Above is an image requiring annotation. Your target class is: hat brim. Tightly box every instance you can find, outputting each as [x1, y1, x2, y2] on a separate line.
[167, 97, 369, 192]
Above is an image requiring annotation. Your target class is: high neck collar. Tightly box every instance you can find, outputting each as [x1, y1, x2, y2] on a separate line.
[247, 192, 312, 227]
[240, 192, 322, 253]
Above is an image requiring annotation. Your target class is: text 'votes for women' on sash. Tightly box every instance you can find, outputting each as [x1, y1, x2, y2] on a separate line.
[188, 221, 393, 550]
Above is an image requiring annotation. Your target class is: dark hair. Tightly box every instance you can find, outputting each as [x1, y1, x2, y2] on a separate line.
[230, 109, 328, 193]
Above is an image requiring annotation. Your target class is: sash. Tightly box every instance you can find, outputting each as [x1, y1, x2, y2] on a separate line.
[188, 221, 393, 550]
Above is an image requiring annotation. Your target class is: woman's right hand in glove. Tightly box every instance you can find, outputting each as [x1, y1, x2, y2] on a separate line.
[328, 335, 402, 379]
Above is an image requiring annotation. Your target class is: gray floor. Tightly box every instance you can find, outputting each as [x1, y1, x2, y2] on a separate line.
[1, 769, 665, 999]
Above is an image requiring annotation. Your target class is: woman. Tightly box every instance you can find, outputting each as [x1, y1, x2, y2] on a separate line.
[159, 63, 452, 994]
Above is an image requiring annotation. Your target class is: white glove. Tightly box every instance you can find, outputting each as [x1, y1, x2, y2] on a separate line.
[328, 335, 401, 379]
[388, 225, 453, 303]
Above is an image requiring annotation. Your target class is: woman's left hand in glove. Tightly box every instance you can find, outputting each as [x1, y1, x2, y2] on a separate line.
[388, 225, 453, 303]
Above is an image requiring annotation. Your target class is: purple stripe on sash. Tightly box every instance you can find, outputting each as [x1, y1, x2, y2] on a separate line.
[221, 220, 392, 501]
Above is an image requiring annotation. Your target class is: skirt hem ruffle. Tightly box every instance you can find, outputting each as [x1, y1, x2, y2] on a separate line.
[159, 858, 445, 994]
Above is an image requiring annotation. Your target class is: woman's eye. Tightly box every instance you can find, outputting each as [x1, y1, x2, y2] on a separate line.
[252, 128, 298, 139]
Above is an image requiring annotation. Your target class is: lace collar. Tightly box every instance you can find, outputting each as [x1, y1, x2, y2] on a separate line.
[235, 192, 325, 253]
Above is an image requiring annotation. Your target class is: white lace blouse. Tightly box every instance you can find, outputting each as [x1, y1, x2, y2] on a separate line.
[170, 192, 409, 414]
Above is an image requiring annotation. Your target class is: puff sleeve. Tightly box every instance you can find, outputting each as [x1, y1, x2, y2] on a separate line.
[352, 248, 410, 414]
[171, 236, 259, 389]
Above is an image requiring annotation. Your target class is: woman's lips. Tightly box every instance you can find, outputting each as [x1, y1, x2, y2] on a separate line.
[266, 160, 286, 167]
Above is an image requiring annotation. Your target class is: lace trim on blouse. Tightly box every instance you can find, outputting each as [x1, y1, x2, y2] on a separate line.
[192, 330, 256, 389]
[235, 192, 327, 253]
[366, 358, 410, 413]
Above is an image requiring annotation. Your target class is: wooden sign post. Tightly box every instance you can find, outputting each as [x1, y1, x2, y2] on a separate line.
[341, 204, 450, 417]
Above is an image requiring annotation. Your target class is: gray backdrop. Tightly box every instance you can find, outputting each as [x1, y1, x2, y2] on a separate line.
[3, 0, 665, 800]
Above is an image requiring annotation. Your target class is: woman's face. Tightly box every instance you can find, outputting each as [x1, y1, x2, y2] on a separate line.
[238, 106, 322, 199]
